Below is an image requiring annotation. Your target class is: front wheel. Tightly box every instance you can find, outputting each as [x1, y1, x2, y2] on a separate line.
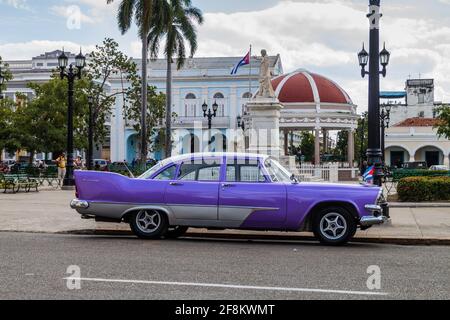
[313, 207, 357, 246]
[130, 210, 168, 240]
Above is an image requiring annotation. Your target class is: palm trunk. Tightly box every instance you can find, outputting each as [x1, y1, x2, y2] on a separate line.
[140, 37, 148, 168]
[165, 58, 172, 158]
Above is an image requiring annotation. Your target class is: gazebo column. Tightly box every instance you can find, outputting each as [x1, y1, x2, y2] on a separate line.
[322, 129, 328, 153]
[284, 129, 289, 156]
[348, 129, 355, 167]
[315, 129, 321, 165]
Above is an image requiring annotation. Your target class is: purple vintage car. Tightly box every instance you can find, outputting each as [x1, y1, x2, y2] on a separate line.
[71, 153, 389, 245]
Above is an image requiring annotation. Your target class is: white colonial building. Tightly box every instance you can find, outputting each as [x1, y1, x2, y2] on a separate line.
[2, 50, 359, 167]
[384, 79, 450, 168]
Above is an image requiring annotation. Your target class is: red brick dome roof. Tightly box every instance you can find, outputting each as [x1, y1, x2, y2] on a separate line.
[271, 69, 353, 105]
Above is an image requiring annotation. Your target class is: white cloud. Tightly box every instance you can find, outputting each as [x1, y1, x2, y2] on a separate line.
[193, 0, 450, 110]
[0, 0, 29, 10]
[0, 40, 96, 60]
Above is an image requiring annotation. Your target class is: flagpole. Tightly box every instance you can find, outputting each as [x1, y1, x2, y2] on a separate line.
[248, 44, 252, 101]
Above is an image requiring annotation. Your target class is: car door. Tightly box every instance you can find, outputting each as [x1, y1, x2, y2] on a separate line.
[164, 157, 222, 221]
[218, 159, 287, 229]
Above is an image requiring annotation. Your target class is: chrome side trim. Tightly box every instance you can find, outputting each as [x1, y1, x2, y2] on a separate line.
[365, 204, 382, 213]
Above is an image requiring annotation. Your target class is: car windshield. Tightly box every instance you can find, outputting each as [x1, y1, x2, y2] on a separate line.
[138, 160, 171, 180]
[264, 159, 293, 183]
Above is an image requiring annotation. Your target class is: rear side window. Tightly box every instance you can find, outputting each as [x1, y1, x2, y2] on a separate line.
[178, 159, 222, 182]
[226, 164, 266, 183]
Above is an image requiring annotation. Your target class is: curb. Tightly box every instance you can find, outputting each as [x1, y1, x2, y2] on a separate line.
[58, 229, 450, 246]
[389, 202, 450, 208]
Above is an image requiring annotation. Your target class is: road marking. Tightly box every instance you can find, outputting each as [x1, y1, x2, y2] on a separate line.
[63, 277, 389, 296]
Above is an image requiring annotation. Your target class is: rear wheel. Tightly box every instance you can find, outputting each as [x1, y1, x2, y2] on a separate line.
[313, 207, 357, 246]
[165, 226, 189, 239]
[130, 210, 168, 240]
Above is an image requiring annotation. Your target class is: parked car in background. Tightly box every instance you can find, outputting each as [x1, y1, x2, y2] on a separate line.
[71, 152, 389, 245]
[402, 161, 428, 170]
[429, 165, 449, 171]
[91, 159, 109, 171]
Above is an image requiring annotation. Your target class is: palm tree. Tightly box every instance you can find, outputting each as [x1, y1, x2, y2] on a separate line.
[147, 0, 203, 157]
[106, 0, 154, 166]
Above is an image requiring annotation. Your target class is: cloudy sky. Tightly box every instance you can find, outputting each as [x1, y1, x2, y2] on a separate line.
[1, 0, 450, 111]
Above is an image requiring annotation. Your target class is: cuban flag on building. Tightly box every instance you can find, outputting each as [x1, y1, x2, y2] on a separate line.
[363, 165, 375, 183]
[231, 51, 250, 75]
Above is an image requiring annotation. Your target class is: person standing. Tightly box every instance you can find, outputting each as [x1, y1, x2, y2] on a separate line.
[56, 153, 67, 182]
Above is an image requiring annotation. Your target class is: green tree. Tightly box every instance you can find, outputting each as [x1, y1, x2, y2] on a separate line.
[124, 84, 166, 155]
[334, 130, 348, 159]
[299, 131, 315, 162]
[85, 38, 139, 148]
[107, 0, 155, 165]
[22, 76, 91, 158]
[0, 56, 13, 94]
[355, 112, 368, 164]
[435, 104, 450, 139]
[147, 0, 203, 157]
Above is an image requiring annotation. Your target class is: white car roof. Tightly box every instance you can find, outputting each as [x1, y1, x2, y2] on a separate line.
[165, 152, 269, 164]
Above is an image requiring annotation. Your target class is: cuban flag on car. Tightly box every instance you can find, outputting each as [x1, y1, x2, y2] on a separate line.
[363, 165, 375, 183]
[231, 51, 250, 75]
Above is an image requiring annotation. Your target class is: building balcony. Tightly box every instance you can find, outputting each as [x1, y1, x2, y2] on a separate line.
[173, 116, 230, 129]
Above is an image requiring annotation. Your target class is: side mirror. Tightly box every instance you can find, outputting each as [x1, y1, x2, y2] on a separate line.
[291, 174, 299, 184]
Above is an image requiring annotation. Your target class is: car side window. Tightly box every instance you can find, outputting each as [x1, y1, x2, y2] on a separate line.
[153, 165, 177, 180]
[226, 164, 266, 183]
[178, 162, 221, 182]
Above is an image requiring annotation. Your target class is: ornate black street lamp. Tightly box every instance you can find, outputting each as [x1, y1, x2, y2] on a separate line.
[380, 103, 392, 163]
[358, 0, 391, 186]
[58, 49, 86, 188]
[202, 100, 218, 130]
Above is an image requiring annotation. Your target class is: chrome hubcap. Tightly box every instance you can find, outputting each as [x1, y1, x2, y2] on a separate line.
[136, 210, 161, 233]
[320, 212, 347, 240]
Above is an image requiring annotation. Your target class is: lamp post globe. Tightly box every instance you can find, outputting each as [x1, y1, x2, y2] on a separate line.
[358, 44, 369, 68]
[0, 68, 4, 86]
[380, 43, 391, 67]
[75, 50, 86, 70]
[58, 50, 68, 70]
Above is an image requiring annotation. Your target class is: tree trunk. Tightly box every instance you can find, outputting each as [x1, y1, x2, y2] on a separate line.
[165, 58, 172, 158]
[140, 38, 148, 168]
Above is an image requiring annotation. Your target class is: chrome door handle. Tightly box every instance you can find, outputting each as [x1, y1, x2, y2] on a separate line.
[170, 182, 182, 186]
[222, 183, 233, 188]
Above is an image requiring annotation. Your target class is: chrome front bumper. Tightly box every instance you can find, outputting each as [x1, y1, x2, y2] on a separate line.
[361, 204, 390, 227]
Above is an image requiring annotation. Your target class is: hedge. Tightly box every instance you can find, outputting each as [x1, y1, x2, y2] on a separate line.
[397, 176, 450, 202]
[392, 170, 450, 182]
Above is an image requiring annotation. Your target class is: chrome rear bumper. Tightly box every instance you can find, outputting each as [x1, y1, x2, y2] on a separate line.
[70, 199, 89, 209]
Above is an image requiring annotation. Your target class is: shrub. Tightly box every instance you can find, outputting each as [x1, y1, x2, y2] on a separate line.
[392, 169, 450, 182]
[397, 176, 450, 202]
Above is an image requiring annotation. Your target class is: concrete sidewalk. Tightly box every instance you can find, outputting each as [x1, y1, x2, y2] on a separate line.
[0, 190, 449, 244]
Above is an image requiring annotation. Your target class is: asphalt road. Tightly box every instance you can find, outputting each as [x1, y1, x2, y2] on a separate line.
[0, 232, 449, 300]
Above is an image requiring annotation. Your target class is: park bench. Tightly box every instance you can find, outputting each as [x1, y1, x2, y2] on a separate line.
[0, 173, 39, 194]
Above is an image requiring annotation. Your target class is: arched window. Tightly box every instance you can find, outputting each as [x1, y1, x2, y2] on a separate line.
[184, 93, 197, 117]
[213, 92, 225, 117]
[242, 92, 252, 99]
